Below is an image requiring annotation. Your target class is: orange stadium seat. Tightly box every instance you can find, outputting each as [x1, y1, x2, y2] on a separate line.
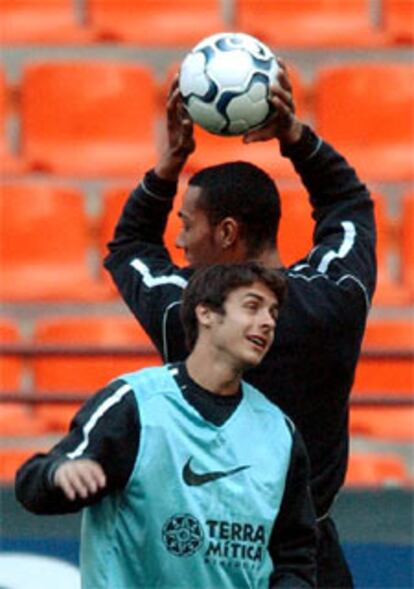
[278, 187, 313, 267]
[0, 68, 25, 175]
[354, 319, 414, 397]
[0, 447, 46, 483]
[382, 0, 414, 44]
[401, 191, 414, 300]
[350, 407, 414, 442]
[87, 0, 226, 46]
[100, 182, 188, 274]
[372, 193, 411, 306]
[32, 315, 161, 431]
[21, 61, 158, 176]
[235, 0, 384, 48]
[181, 65, 306, 177]
[0, 0, 91, 44]
[351, 318, 414, 442]
[0, 183, 110, 301]
[0, 319, 48, 436]
[314, 63, 414, 181]
[0, 319, 22, 391]
[345, 452, 412, 487]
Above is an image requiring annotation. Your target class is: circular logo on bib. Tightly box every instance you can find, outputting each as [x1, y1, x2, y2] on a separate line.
[162, 513, 204, 557]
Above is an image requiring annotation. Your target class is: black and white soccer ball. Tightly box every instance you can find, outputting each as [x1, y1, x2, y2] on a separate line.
[179, 32, 279, 136]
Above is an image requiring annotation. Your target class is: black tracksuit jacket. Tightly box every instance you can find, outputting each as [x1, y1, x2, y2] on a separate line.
[104, 125, 377, 519]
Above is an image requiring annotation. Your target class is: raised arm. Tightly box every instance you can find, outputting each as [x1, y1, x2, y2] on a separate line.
[104, 81, 196, 361]
[246, 60, 376, 310]
[15, 380, 139, 515]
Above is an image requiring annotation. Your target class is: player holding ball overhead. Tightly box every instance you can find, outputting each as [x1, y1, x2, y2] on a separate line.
[104, 36, 376, 588]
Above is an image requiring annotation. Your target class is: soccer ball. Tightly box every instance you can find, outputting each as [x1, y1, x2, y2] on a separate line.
[179, 32, 279, 136]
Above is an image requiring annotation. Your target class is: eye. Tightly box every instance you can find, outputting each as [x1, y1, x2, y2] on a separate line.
[244, 301, 258, 312]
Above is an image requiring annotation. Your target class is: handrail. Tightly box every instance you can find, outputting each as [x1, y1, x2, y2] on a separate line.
[0, 343, 413, 359]
[0, 393, 412, 405]
[0, 343, 158, 357]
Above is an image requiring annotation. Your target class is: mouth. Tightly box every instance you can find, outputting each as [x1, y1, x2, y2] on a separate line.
[246, 335, 268, 352]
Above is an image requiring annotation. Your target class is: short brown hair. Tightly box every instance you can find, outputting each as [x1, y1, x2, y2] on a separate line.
[181, 261, 287, 352]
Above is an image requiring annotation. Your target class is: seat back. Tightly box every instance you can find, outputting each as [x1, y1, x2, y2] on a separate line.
[0, 183, 106, 301]
[401, 191, 414, 299]
[383, 0, 414, 44]
[101, 183, 187, 269]
[0, 447, 46, 483]
[21, 61, 158, 175]
[354, 319, 414, 395]
[0, 319, 50, 435]
[236, 0, 378, 47]
[345, 452, 412, 487]
[32, 315, 161, 432]
[278, 187, 313, 266]
[32, 315, 161, 393]
[316, 63, 414, 146]
[88, 0, 225, 45]
[0, 318, 22, 391]
[0, 0, 88, 43]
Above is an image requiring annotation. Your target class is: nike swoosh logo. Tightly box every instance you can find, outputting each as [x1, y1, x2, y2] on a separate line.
[182, 457, 250, 487]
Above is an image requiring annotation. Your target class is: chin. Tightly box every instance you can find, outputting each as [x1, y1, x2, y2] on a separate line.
[241, 354, 263, 370]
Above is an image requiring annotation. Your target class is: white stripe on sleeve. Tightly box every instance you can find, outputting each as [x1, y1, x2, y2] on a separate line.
[66, 383, 132, 460]
[130, 258, 188, 289]
[317, 221, 356, 274]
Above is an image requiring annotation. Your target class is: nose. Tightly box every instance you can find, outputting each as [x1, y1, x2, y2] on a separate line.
[261, 309, 276, 332]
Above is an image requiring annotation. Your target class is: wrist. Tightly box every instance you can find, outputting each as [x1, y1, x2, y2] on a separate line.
[278, 118, 304, 147]
[155, 152, 187, 182]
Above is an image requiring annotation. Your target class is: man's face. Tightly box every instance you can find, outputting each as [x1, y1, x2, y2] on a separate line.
[206, 281, 279, 370]
[176, 185, 225, 266]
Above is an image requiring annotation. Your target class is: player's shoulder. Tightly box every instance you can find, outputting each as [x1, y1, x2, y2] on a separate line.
[117, 365, 173, 396]
[242, 381, 294, 431]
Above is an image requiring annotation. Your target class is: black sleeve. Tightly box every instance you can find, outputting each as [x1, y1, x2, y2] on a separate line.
[104, 169, 191, 362]
[268, 426, 317, 588]
[282, 125, 377, 313]
[15, 379, 139, 515]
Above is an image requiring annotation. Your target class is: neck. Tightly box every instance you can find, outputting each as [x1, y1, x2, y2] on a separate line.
[256, 248, 282, 268]
[185, 347, 243, 396]
[229, 244, 283, 268]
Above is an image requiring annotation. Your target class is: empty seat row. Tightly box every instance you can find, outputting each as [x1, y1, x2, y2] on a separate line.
[1, 61, 413, 181]
[0, 316, 412, 436]
[0, 315, 161, 433]
[0, 182, 413, 304]
[351, 319, 414, 443]
[1, 0, 412, 47]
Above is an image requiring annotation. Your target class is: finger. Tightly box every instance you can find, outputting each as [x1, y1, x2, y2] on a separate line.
[65, 469, 91, 499]
[167, 87, 181, 110]
[276, 57, 287, 72]
[181, 117, 194, 136]
[167, 74, 180, 99]
[243, 127, 275, 144]
[269, 86, 295, 114]
[83, 462, 107, 491]
[275, 66, 293, 95]
[56, 469, 81, 501]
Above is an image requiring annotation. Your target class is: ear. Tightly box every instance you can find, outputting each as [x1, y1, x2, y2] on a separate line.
[195, 303, 214, 328]
[216, 217, 240, 250]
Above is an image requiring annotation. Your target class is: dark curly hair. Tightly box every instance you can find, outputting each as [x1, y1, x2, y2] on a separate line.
[189, 161, 281, 257]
